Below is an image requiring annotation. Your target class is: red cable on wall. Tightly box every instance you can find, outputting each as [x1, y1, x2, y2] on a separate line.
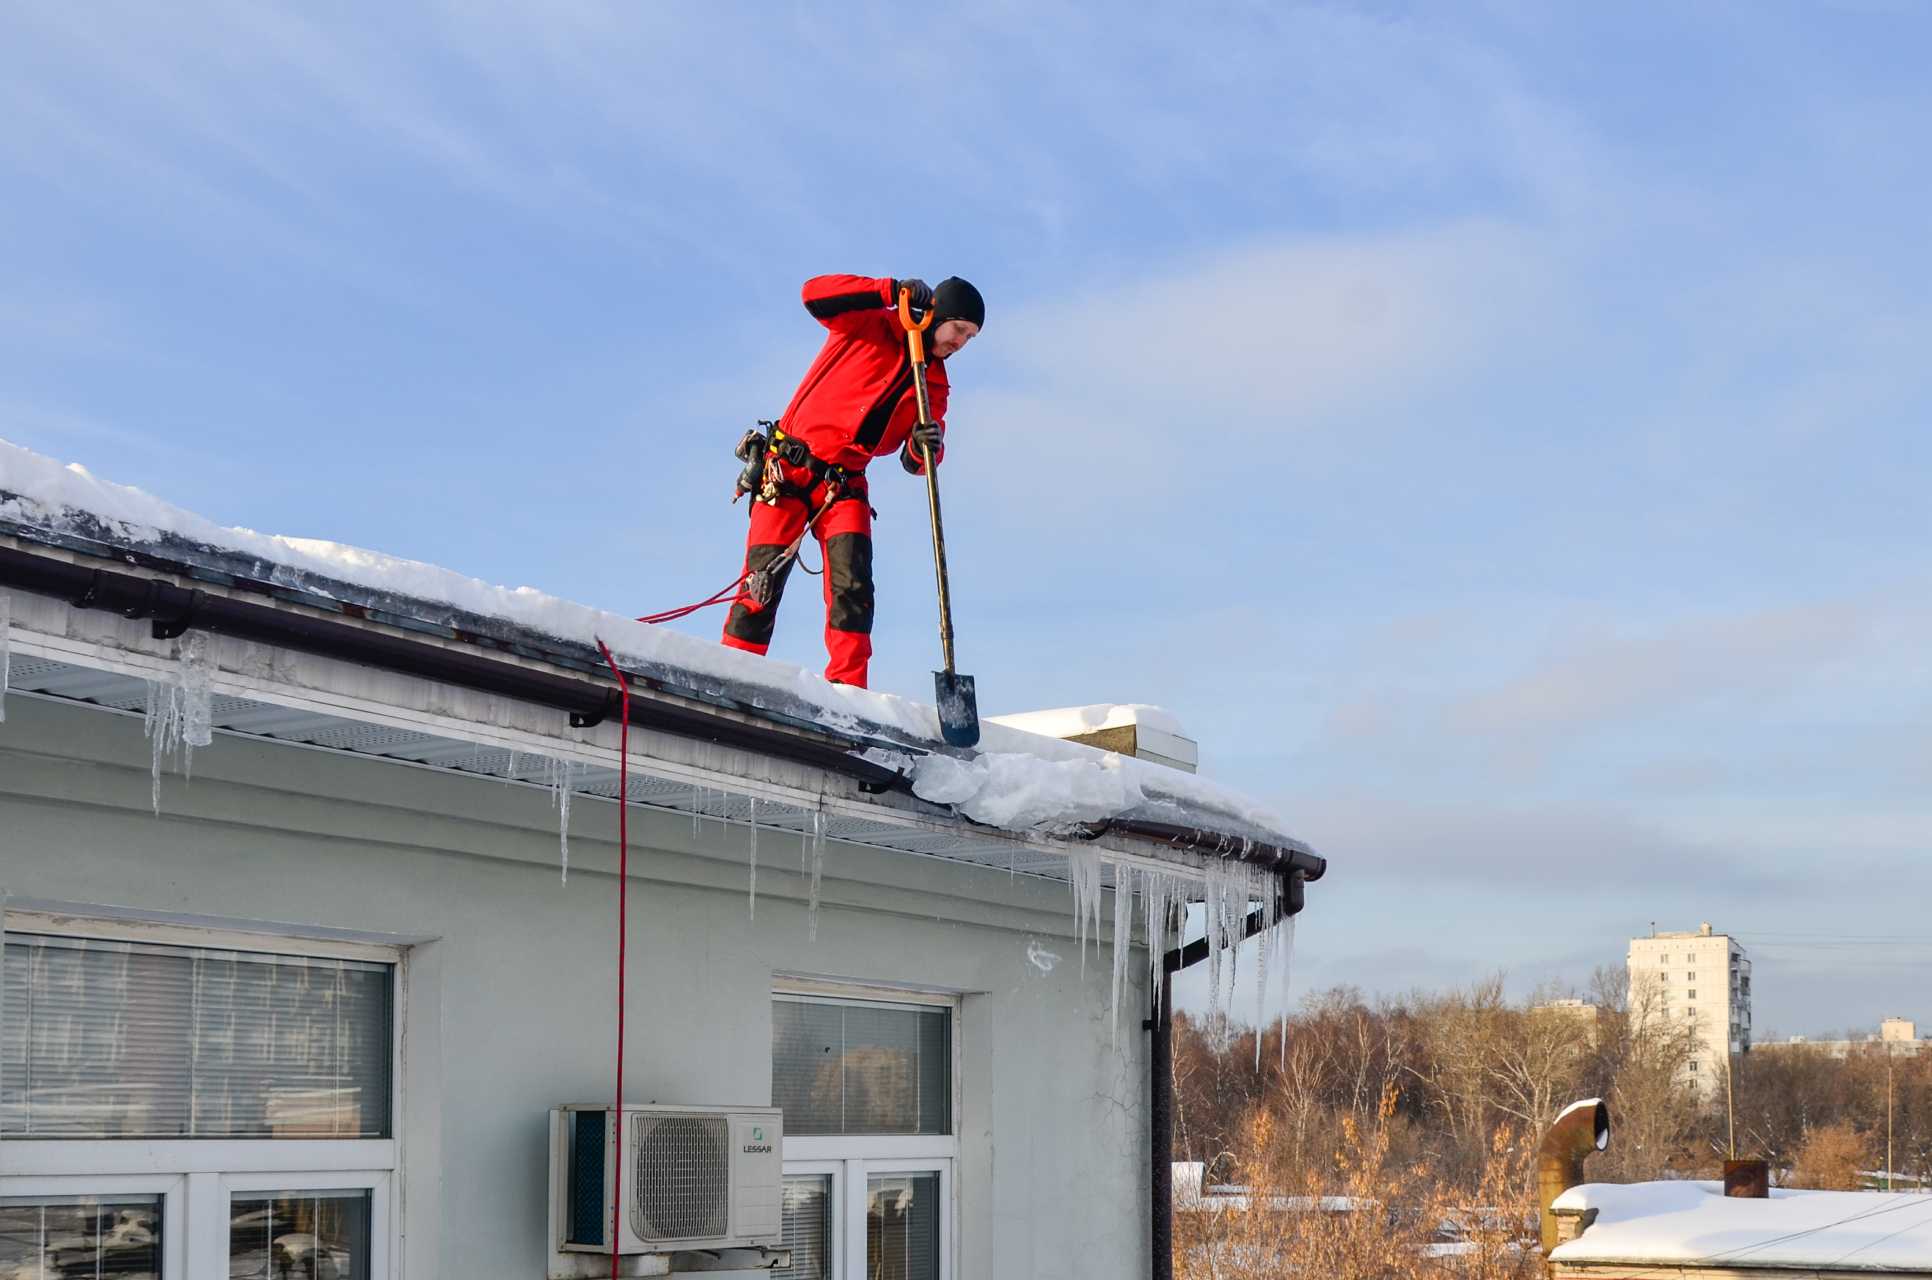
[594, 638, 631, 1276]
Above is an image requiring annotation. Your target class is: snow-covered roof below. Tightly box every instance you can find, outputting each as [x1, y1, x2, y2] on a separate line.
[1551, 1181, 1932, 1271]
[0, 437, 1306, 855]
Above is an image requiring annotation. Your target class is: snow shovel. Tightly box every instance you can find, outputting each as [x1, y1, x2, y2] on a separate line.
[899, 285, 980, 748]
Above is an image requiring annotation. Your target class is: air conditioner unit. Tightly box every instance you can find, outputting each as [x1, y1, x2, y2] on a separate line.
[549, 1104, 783, 1256]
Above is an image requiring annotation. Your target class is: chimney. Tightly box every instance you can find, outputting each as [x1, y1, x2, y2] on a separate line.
[1724, 1159, 1770, 1198]
[1699, 922, 1713, 936]
[984, 704, 1199, 774]
[1538, 1099, 1610, 1251]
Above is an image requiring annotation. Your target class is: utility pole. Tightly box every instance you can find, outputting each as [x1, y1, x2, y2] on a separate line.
[1888, 1045, 1896, 1192]
[1726, 1043, 1737, 1160]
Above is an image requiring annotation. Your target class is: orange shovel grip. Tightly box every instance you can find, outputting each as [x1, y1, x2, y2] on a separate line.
[898, 285, 933, 364]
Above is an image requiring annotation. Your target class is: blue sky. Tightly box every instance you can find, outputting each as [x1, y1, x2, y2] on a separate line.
[4, 3, 1929, 1036]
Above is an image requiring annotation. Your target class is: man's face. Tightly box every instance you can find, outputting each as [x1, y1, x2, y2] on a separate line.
[930, 320, 979, 360]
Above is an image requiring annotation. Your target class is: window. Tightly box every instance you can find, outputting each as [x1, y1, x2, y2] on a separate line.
[867, 1172, 940, 1280]
[0, 1194, 162, 1278]
[776, 1174, 833, 1280]
[773, 997, 950, 1136]
[0, 917, 398, 1279]
[228, 1188, 371, 1278]
[3, 933, 391, 1138]
[774, 987, 956, 1280]
[1688, 989, 1697, 999]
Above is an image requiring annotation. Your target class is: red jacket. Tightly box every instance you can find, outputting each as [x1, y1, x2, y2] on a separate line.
[777, 274, 948, 475]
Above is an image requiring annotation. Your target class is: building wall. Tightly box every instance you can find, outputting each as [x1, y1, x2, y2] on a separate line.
[0, 692, 1152, 1279]
[1627, 927, 1752, 1097]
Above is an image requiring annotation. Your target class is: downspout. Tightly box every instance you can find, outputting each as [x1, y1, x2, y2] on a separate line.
[1149, 869, 1307, 1280]
[1538, 1098, 1609, 1251]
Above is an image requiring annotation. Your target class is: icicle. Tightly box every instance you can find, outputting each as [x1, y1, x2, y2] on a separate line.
[747, 796, 759, 921]
[0, 591, 11, 724]
[1252, 870, 1283, 1071]
[1142, 870, 1182, 1014]
[1200, 856, 1254, 1025]
[177, 632, 212, 782]
[144, 678, 176, 815]
[1064, 847, 1104, 979]
[549, 756, 576, 883]
[806, 806, 826, 942]
[1109, 862, 1136, 1046]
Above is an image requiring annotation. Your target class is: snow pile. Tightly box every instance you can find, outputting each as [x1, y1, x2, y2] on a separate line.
[0, 436, 1304, 849]
[910, 750, 1144, 829]
[1550, 1181, 1932, 1269]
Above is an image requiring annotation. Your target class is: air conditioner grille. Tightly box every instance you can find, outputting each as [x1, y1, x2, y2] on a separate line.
[633, 1113, 730, 1241]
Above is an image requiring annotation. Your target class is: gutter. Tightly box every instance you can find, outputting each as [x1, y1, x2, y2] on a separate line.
[1148, 873, 1308, 1280]
[1091, 818, 1325, 882]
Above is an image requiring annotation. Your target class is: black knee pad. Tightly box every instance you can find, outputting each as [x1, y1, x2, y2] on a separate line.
[825, 532, 875, 634]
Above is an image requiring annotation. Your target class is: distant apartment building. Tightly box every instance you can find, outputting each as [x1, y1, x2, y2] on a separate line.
[1532, 997, 1603, 1049]
[1627, 923, 1751, 1096]
[1761, 1017, 1925, 1059]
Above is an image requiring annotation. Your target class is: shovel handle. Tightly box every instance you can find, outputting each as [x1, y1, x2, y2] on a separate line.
[898, 286, 934, 366]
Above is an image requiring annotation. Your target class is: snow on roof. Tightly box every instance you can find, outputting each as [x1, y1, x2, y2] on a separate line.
[1551, 1181, 1932, 1271]
[0, 437, 1305, 850]
[987, 703, 1186, 738]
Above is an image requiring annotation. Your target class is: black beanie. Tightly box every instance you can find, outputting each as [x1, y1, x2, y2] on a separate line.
[932, 277, 985, 330]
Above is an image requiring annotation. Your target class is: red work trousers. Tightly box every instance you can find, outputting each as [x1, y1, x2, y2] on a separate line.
[720, 474, 875, 687]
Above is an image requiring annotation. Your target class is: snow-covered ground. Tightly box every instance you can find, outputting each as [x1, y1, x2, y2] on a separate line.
[1551, 1180, 1932, 1269]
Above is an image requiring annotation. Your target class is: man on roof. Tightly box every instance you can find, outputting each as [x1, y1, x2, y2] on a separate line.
[721, 273, 984, 688]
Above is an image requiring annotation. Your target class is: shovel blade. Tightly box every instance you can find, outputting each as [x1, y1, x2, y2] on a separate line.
[934, 670, 980, 748]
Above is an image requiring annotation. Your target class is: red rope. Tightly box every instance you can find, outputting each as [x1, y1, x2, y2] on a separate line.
[636, 573, 746, 624]
[594, 638, 631, 1274]
[634, 491, 846, 624]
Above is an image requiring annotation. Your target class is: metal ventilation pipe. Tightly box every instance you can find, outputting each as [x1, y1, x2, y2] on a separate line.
[1538, 1098, 1609, 1251]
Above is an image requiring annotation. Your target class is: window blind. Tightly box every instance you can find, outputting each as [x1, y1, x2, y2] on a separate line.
[771, 997, 949, 1136]
[773, 1174, 830, 1280]
[866, 1173, 938, 1280]
[1, 933, 392, 1139]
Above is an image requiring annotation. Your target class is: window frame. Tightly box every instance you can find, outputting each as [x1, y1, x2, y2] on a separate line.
[781, 1160, 844, 1280]
[772, 980, 960, 1280]
[0, 909, 404, 1279]
[0, 1173, 186, 1278]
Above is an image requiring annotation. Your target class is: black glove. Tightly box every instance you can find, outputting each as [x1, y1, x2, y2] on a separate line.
[894, 277, 932, 313]
[900, 422, 943, 473]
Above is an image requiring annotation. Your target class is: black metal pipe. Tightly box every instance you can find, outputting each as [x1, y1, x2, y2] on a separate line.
[1150, 963, 1174, 1280]
[0, 544, 901, 787]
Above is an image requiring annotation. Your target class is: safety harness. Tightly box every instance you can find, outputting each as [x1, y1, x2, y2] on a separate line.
[734, 421, 868, 510]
